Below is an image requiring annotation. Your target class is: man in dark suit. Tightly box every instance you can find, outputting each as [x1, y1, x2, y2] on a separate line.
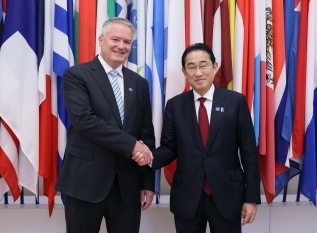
[55, 17, 155, 233]
[133, 43, 261, 233]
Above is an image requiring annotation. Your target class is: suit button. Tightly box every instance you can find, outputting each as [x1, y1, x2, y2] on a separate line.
[200, 175, 204, 179]
[203, 156, 207, 159]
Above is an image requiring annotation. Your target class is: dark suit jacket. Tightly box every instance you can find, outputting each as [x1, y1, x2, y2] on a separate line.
[55, 57, 155, 205]
[152, 88, 261, 220]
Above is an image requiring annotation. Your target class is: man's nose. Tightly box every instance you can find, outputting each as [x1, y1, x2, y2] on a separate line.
[117, 40, 124, 48]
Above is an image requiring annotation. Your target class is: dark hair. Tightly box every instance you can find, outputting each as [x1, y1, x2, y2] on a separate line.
[181, 43, 216, 68]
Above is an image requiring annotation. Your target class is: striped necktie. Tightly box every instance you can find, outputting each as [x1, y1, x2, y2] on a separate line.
[109, 70, 124, 123]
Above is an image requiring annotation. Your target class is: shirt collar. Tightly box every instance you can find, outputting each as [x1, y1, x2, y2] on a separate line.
[98, 55, 123, 77]
[193, 85, 215, 102]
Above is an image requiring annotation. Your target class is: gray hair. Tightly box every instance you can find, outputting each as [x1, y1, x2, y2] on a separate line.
[100, 17, 136, 38]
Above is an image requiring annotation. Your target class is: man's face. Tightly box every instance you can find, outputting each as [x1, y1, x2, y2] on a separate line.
[182, 50, 218, 96]
[99, 23, 133, 68]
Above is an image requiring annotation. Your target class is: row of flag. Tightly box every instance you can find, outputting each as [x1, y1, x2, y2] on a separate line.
[0, 0, 316, 216]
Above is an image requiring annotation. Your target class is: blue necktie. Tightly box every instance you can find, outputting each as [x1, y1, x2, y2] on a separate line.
[109, 70, 124, 123]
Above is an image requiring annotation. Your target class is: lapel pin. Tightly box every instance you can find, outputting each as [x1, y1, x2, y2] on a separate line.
[221, 107, 224, 112]
[216, 107, 220, 111]
[129, 88, 133, 92]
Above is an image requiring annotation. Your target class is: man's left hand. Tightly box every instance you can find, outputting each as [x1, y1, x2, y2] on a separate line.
[140, 190, 154, 211]
[241, 203, 257, 226]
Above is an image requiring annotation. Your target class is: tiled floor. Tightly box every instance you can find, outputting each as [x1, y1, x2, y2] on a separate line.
[1, 197, 317, 232]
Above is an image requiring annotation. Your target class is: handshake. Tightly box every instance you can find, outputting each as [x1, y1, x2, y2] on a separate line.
[132, 140, 153, 166]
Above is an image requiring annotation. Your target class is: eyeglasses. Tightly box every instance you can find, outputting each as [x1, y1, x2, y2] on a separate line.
[185, 63, 212, 74]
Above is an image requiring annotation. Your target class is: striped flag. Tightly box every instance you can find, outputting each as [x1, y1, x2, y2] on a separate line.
[281, 0, 300, 145]
[127, 0, 137, 72]
[0, 0, 40, 198]
[0, 0, 3, 44]
[74, 0, 79, 64]
[253, 0, 262, 145]
[163, 0, 185, 185]
[136, 0, 146, 77]
[299, 0, 316, 205]
[95, 0, 109, 56]
[78, 0, 96, 64]
[292, 0, 309, 158]
[38, 0, 59, 216]
[258, 1, 275, 204]
[227, 0, 236, 90]
[145, 0, 165, 200]
[232, 0, 244, 93]
[53, 0, 75, 187]
[204, 0, 232, 88]
[273, 0, 290, 196]
[116, 0, 127, 18]
[233, 0, 255, 116]
[108, 0, 116, 18]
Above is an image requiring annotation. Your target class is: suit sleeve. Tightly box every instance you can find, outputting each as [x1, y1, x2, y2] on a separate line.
[63, 67, 137, 158]
[151, 100, 178, 170]
[237, 95, 261, 204]
[138, 81, 156, 191]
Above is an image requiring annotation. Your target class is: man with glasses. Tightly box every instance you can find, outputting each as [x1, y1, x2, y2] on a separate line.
[133, 43, 261, 233]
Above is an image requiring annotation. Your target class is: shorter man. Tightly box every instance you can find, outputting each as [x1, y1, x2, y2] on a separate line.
[133, 43, 261, 233]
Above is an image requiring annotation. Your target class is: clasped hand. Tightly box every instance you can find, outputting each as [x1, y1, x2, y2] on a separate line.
[132, 140, 153, 166]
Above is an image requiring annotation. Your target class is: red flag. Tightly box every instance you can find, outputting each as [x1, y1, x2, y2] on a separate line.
[78, 0, 96, 64]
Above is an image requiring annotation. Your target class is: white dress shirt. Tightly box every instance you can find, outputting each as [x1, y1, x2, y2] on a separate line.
[193, 85, 215, 123]
[98, 55, 124, 100]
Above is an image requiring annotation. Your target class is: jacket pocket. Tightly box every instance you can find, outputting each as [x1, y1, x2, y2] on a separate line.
[67, 146, 93, 161]
[230, 168, 244, 182]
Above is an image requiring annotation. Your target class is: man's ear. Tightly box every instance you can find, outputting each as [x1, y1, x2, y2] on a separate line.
[213, 62, 219, 74]
[98, 35, 103, 47]
[181, 67, 186, 75]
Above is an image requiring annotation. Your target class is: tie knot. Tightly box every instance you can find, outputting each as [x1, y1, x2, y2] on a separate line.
[109, 70, 119, 78]
[198, 97, 206, 104]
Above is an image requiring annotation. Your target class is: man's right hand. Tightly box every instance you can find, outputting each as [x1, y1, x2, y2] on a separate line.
[132, 141, 153, 166]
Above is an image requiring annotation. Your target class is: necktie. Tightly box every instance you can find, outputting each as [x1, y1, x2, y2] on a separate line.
[109, 70, 124, 123]
[198, 97, 211, 195]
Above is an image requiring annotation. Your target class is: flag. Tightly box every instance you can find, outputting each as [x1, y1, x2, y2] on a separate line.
[227, 0, 236, 90]
[136, 0, 146, 77]
[281, 0, 300, 145]
[204, 0, 232, 88]
[53, 0, 75, 188]
[38, 0, 59, 216]
[0, 0, 40, 197]
[127, 0, 137, 72]
[95, 0, 109, 56]
[163, 0, 186, 185]
[78, 0, 96, 64]
[253, 0, 262, 145]
[292, 0, 309, 158]
[299, 0, 316, 205]
[0, 120, 20, 200]
[0, 0, 3, 44]
[232, 0, 244, 93]
[108, 0, 116, 18]
[145, 0, 165, 200]
[258, 1, 275, 204]
[273, 0, 291, 196]
[116, 0, 127, 18]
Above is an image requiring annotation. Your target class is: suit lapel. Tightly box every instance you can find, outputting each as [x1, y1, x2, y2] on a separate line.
[182, 91, 204, 153]
[122, 67, 135, 129]
[205, 87, 227, 152]
[90, 57, 122, 127]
